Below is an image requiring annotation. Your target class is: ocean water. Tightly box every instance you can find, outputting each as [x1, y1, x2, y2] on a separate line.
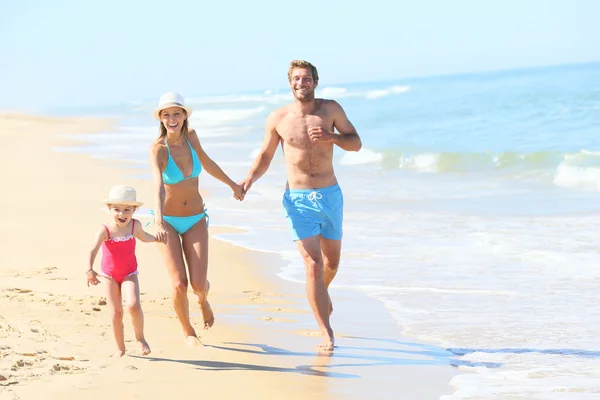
[58, 62, 600, 399]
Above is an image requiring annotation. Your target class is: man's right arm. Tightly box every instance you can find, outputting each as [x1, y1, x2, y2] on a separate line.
[242, 111, 281, 192]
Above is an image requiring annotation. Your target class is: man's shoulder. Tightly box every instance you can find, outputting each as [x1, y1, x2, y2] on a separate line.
[267, 105, 289, 123]
[318, 98, 341, 108]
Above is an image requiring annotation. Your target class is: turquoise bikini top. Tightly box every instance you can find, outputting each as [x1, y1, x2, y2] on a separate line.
[162, 138, 202, 185]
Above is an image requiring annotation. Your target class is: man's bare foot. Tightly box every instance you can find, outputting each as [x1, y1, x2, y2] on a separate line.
[316, 329, 335, 353]
[138, 339, 151, 355]
[184, 335, 203, 347]
[111, 350, 126, 358]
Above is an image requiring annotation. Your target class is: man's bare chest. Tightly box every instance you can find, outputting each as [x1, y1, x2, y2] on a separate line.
[278, 114, 333, 146]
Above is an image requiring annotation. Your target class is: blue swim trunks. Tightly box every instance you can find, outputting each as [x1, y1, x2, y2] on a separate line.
[282, 183, 343, 241]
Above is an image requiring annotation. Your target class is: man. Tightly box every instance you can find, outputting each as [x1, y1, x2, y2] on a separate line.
[241, 60, 362, 352]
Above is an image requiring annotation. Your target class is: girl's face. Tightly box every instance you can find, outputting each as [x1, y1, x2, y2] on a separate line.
[108, 204, 135, 228]
[160, 106, 187, 134]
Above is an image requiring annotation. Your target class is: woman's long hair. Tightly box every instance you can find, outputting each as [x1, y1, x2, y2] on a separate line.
[156, 110, 189, 141]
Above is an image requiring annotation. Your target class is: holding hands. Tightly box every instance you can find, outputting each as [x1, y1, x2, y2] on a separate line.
[231, 182, 245, 201]
[154, 222, 168, 244]
[239, 178, 253, 198]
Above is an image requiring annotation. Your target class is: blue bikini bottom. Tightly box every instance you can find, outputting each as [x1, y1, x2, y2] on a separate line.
[164, 213, 207, 234]
[149, 208, 209, 235]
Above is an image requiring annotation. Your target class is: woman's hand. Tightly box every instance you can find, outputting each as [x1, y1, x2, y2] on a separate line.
[231, 183, 244, 201]
[155, 220, 168, 243]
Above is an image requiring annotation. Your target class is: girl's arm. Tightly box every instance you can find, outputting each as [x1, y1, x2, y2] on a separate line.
[188, 129, 243, 200]
[133, 219, 160, 243]
[87, 227, 107, 286]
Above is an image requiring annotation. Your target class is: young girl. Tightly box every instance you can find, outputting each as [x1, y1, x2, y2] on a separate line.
[87, 185, 162, 358]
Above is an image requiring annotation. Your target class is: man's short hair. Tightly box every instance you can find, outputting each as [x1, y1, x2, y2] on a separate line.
[288, 60, 319, 83]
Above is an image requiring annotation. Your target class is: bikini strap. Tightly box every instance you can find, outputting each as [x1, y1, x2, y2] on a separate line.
[131, 219, 135, 234]
[103, 225, 110, 240]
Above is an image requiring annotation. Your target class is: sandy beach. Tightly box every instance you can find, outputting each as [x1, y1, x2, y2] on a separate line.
[0, 114, 458, 399]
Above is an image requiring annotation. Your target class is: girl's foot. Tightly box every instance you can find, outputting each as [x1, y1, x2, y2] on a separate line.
[111, 349, 126, 358]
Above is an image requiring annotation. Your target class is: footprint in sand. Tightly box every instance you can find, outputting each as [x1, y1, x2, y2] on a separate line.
[8, 288, 32, 294]
[43, 266, 57, 274]
[261, 316, 296, 323]
[299, 330, 321, 337]
[250, 296, 266, 304]
[55, 356, 75, 361]
[263, 307, 309, 314]
[51, 363, 84, 373]
[0, 374, 18, 386]
[12, 360, 34, 370]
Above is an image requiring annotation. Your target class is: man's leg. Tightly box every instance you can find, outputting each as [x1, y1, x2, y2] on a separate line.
[320, 237, 341, 315]
[296, 235, 335, 352]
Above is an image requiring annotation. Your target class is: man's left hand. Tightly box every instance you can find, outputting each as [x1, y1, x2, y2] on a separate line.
[308, 126, 335, 143]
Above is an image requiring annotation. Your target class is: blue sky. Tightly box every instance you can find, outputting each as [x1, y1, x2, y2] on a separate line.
[1, 0, 599, 111]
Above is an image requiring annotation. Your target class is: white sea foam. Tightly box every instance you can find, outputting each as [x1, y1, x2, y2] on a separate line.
[189, 106, 267, 127]
[365, 85, 410, 99]
[186, 93, 291, 105]
[338, 147, 383, 165]
[398, 153, 440, 172]
[553, 150, 600, 191]
[317, 87, 350, 97]
[554, 164, 600, 190]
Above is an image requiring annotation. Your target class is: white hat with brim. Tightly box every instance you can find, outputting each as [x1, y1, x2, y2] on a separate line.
[102, 185, 143, 207]
[153, 92, 193, 121]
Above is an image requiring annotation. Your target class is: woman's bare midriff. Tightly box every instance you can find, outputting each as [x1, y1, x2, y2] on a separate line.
[163, 178, 205, 216]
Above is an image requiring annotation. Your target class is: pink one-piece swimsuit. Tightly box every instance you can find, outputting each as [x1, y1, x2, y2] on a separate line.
[100, 221, 138, 283]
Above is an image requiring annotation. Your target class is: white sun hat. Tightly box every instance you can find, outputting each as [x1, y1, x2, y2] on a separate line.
[152, 92, 193, 120]
[102, 185, 143, 207]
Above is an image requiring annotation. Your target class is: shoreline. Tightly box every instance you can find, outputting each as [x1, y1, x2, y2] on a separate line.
[0, 113, 458, 399]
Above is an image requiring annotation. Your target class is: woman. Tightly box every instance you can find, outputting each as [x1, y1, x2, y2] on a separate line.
[149, 92, 243, 346]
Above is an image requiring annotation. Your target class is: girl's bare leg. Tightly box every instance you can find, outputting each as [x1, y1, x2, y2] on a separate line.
[105, 277, 126, 357]
[122, 275, 150, 355]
